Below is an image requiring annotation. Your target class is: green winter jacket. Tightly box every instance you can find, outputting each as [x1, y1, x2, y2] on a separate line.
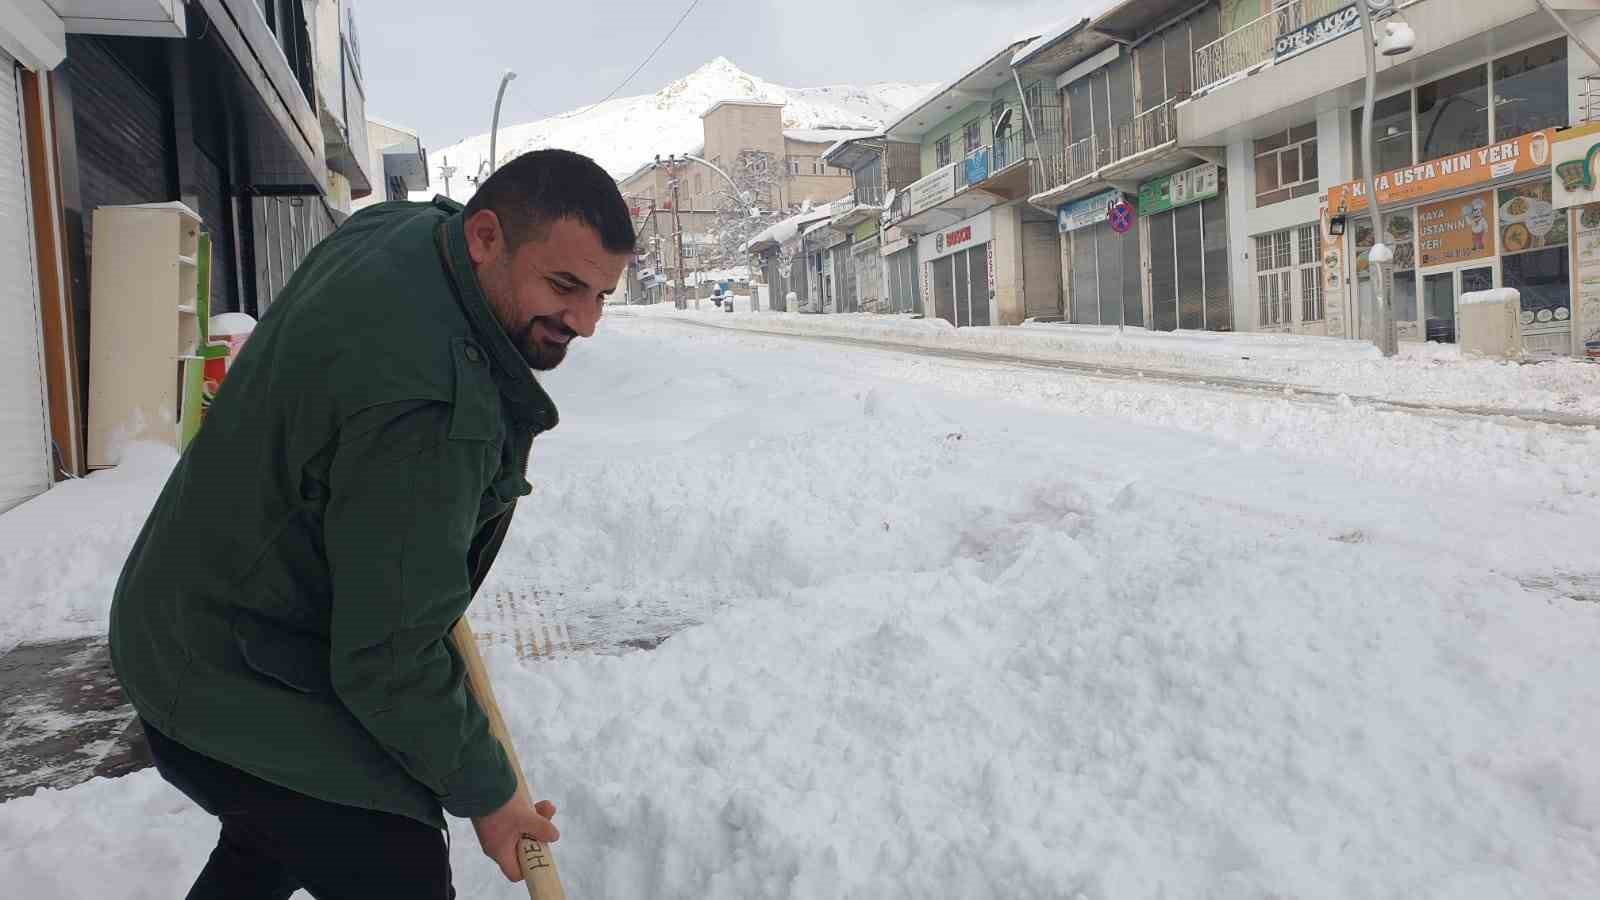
[109, 197, 557, 828]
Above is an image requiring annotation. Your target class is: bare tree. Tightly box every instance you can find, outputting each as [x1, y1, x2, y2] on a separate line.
[705, 150, 786, 272]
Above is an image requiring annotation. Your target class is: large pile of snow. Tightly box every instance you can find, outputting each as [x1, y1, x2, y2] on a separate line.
[2, 317, 1597, 898]
[427, 58, 934, 199]
[0, 443, 175, 654]
[628, 305, 1600, 419]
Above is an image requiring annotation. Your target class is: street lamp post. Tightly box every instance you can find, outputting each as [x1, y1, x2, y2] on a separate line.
[1356, 0, 1394, 356]
[489, 69, 517, 177]
[671, 153, 760, 312]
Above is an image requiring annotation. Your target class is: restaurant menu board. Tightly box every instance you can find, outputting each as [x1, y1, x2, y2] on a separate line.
[1497, 180, 1566, 254]
[1417, 191, 1496, 268]
[1320, 204, 1346, 338]
[1353, 211, 1416, 275]
[1576, 204, 1600, 357]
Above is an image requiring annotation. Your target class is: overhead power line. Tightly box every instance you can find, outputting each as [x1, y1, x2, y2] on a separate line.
[559, 0, 705, 120]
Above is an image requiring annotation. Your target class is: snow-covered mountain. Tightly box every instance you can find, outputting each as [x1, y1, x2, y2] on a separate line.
[426, 58, 934, 201]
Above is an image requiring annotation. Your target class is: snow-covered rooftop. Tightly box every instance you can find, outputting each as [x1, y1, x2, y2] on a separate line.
[784, 128, 878, 146]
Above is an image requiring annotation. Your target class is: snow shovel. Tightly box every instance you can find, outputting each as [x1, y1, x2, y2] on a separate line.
[450, 617, 567, 899]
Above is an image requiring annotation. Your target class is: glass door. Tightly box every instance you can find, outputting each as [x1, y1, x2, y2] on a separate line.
[1422, 272, 1457, 344]
[1420, 263, 1498, 344]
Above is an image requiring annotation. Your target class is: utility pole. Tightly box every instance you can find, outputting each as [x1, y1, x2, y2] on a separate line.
[669, 160, 688, 310]
[439, 155, 456, 199]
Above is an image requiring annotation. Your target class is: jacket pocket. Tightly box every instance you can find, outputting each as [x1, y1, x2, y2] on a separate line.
[232, 613, 332, 695]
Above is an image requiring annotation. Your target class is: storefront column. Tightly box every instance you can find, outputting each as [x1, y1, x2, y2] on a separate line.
[1226, 138, 1255, 332]
[1316, 106, 1355, 337]
[992, 204, 1023, 325]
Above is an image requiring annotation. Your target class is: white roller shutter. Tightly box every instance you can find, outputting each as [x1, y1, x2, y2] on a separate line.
[0, 52, 52, 513]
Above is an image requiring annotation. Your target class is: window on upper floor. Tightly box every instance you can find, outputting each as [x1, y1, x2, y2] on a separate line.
[1351, 40, 1569, 178]
[1494, 38, 1568, 142]
[935, 136, 951, 168]
[1254, 122, 1318, 207]
[963, 119, 982, 156]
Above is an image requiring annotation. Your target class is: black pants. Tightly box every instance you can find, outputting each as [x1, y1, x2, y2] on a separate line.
[143, 721, 454, 900]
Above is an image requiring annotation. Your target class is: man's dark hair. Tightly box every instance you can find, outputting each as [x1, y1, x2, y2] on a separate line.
[464, 149, 635, 254]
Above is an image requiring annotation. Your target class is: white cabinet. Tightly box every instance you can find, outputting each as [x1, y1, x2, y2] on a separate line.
[87, 202, 210, 468]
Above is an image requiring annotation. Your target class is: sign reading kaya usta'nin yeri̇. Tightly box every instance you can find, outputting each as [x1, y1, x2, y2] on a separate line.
[1326, 129, 1555, 213]
[1274, 3, 1360, 62]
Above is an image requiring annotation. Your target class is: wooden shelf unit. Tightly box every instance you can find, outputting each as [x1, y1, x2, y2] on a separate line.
[87, 203, 212, 468]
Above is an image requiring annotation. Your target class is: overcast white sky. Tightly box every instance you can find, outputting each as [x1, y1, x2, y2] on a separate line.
[357, 0, 1094, 152]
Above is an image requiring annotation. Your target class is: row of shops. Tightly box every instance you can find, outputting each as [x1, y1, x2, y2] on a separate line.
[0, 2, 426, 514]
[745, 0, 1600, 362]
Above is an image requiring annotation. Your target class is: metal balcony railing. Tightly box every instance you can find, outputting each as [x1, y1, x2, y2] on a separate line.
[855, 183, 886, 207]
[1065, 134, 1099, 184]
[954, 131, 1030, 192]
[1192, 0, 1355, 94]
[1114, 99, 1179, 161]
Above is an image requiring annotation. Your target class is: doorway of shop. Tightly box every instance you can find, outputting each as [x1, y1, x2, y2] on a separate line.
[1419, 262, 1497, 344]
[929, 246, 991, 327]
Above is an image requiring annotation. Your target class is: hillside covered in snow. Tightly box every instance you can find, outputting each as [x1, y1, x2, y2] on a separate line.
[426, 57, 934, 200]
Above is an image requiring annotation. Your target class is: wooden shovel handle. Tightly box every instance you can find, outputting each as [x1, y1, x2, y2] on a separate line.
[450, 617, 567, 900]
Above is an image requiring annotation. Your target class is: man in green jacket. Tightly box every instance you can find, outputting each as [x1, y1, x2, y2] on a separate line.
[109, 149, 633, 898]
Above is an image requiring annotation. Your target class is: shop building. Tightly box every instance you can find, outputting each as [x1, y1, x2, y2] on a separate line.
[821, 134, 923, 314]
[883, 35, 1064, 327]
[1017, 3, 1235, 332]
[1179, 0, 1600, 354]
[0, 0, 379, 511]
[744, 205, 834, 311]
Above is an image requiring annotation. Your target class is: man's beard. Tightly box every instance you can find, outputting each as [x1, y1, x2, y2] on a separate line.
[510, 315, 573, 371]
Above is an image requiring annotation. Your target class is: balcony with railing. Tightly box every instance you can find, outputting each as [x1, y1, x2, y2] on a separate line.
[1181, 0, 1556, 151]
[829, 181, 890, 230]
[1114, 99, 1179, 163]
[1030, 97, 1188, 205]
[1192, 0, 1354, 94]
[888, 131, 1036, 234]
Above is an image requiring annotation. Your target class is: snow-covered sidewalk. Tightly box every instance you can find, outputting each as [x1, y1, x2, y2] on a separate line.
[2, 315, 1597, 898]
[625, 302, 1600, 421]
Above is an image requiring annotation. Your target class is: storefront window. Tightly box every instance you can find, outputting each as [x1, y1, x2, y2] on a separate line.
[1494, 39, 1567, 142]
[1501, 181, 1571, 328]
[1496, 180, 1567, 256]
[1504, 249, 1570, 322]
[1355, 211, 1418, 333]
[1352, 92, 1413, 176]
[1417, 66, 1489, 161]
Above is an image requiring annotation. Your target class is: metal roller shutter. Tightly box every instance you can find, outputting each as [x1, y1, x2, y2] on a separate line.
[0, 52, 53, 511]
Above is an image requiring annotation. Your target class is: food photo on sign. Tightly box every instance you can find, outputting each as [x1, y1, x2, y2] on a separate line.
[1497, 181, 1567, 253]
[1354, 211, 1415, 274]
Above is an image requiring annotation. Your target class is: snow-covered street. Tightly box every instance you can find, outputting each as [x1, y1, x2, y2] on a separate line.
[3, 313, 1598, 898]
